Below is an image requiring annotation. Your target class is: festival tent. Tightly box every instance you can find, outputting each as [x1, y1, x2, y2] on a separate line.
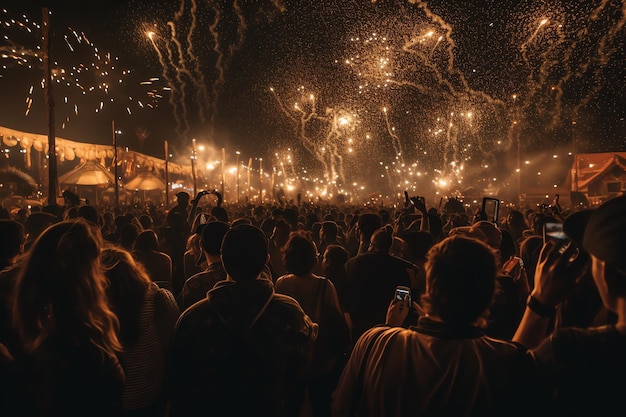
[58, 160, 116, 204]
[124, 170, 167, 204]
[58, 160, 115, 186]
[124, 170, 166, 191]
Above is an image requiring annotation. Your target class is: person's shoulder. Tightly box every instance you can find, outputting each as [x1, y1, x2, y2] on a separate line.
[187, 269, 210, 282]
[354, 325, 405, 349]
[271, 291, 305, 311]
[176, 298, 213, 325]
[390, 254, 416, 268]
[275, 273, 295, 285]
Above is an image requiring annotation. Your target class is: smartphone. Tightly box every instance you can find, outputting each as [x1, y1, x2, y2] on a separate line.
[481, 197, 500, 224]
[543, 222, 567, 244]
[503, 256, 524, 275]
[394, 285, 411, 304]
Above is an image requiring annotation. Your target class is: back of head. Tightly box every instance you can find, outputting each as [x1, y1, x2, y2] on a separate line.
[176, 191, 190, 205]
[120, 223, 141, 251]
[77, 205, 99, 226]
[282, 207, 299, 230]
[272, 219, 292, 244]
[423, 235, 497, 325]
[370, 227, 393, 254]
[24, 212, 57, 241]
[231, 217, 252, 228]
[357, 213, 382, 238]
[470, 220, 502, 250]
[582, 195, 626, 274]
[0, 219, 25, 262]
[211, 206, 229, 223]
[321, 220, 338, 240]
[138, 214, 153, 230]
[134, 229, 160, 252]
[283, 233, 318, 275]
[115, 214, 130, 229]
[201, 221, 230, 256]
[14, 218, 116, 350]
[42, 204, 63, 221]
[323, 244, 349, 270]
[221, 224, 268, 281]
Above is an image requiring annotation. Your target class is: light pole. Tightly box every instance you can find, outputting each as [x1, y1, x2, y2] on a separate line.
[112, 121, 120, 207]
[191, 139, 197, 197]
[236, 151, 240, 203]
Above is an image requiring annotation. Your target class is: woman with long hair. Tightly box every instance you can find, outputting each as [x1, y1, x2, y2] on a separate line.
[101, 245, 180, 416]
[275, 232, 349, 417]
[11, 218, 125, 416]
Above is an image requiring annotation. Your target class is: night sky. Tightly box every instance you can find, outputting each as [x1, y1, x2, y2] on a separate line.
[1, 0, 624, 199]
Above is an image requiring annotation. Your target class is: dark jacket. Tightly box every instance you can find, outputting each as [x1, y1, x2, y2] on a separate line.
[345, 252, 414, 341]
[166, 278, 316, 417]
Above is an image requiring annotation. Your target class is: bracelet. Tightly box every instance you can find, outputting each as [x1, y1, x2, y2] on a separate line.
[526, 295, 556, 318]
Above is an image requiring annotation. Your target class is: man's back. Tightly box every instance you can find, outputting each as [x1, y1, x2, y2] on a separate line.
[333, 322, 537, 417]
[166, 278, 315, 417]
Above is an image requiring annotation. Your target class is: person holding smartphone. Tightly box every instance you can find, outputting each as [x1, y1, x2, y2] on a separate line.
[333, 235, 540, 417]
[513, 195, 626, 416]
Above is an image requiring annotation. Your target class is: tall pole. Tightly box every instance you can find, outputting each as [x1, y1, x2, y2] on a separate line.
[247, 157, 252, 199]
[164, 140, 170, 206]
[112, 120, 119, 207]
[236, 151, 240, 203]
[259, 158, 263, 203]
[191, 138, 197, 197]
[516, 126, 521, 206]
[221, 147, 226, 199]
[43, 8, 57, 205]
[572, 120, 579, 192]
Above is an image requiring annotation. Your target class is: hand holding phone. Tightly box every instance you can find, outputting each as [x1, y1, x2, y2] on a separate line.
[394, 285, 411, 305]
[481, 197, 500, 224]
[387, 285, 412, 327]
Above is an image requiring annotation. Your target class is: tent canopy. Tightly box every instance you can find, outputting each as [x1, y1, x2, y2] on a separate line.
[125, 171, 166, 191]
[58, 160, 114, 186]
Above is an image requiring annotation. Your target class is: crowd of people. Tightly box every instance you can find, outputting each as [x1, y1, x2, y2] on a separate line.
[0, 189, 625, 416]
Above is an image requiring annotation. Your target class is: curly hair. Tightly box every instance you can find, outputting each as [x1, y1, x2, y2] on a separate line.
[421, 235, 497, 326]
[13, 218, 121, 356]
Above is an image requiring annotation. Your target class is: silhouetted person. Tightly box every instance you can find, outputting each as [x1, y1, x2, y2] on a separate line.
[166, 224, 317, 417]
[180, 221, 230, 310]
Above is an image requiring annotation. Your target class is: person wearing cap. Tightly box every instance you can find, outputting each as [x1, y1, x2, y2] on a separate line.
[165, 224, 317, 417]
[513, 195, 626, 416]
[180, 221, 230, 310]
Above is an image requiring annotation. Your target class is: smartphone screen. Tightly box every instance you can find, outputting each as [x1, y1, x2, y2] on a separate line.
[395, 286, 411, 304]
[543, 222, 566, 244]
[482, 197, 500, 223]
